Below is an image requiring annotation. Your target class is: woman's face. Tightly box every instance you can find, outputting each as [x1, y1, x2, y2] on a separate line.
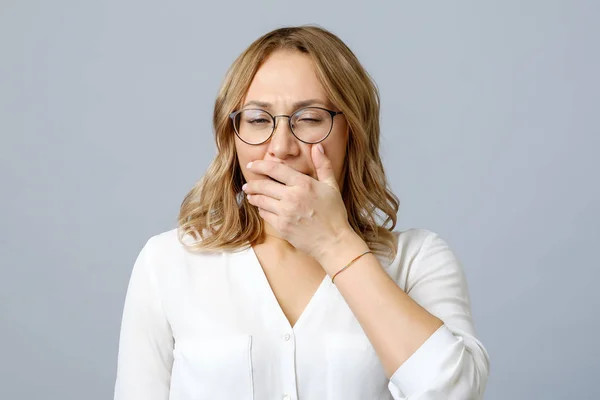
[234, 50, 349, 190]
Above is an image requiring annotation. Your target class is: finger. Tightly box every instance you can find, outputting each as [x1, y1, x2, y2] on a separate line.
[247, 160, 304, 186]
[311, 143, 339, 190]
[243, 178, 286, 200]
[247, 193, 280, 215]
[257, 207, 278, 228]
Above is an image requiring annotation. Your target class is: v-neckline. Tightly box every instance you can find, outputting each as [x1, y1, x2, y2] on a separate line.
[247, 244, 331, 331]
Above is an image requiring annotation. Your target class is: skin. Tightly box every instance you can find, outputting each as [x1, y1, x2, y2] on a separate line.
[234, 50, 350, 247]
[233, 49, 351, 327]
[233, 49, 443, 377]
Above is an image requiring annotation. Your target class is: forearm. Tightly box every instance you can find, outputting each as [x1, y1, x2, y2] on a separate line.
[315, 230, 443, 377]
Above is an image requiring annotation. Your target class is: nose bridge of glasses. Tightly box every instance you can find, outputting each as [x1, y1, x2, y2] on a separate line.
[272, 114, 294, 132]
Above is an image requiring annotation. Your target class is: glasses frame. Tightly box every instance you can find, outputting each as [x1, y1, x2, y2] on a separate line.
[229, 106, 344, 145]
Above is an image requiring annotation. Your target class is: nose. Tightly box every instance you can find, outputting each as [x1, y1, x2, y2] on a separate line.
[267, 116, 300, 159]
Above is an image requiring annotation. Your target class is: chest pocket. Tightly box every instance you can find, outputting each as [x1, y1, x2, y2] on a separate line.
[169, 335, 254, 400]
[325, 333, 390, 400]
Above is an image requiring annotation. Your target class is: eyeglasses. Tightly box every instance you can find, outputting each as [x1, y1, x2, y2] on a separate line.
[229, 106, 343, 145]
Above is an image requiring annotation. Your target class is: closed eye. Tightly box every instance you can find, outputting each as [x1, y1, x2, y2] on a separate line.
[249, 118, 271, 124]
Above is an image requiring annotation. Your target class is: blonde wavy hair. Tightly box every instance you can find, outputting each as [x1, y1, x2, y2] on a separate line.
[177, 25, 400, 261]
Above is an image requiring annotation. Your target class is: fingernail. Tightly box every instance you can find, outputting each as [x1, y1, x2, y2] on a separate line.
[317, 143, 324, 154]
[242, 183, 247, 191]
[247, 161, 253, 169]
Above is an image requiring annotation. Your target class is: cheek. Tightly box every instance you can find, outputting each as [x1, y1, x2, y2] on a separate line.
[235, 140, 268, 179]
[332, 154, 347, 184]
[324, 135, 348, 181]
[235, 138, 262, 162]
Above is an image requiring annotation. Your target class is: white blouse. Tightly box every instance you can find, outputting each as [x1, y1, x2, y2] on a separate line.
[114, 228, 490, 400]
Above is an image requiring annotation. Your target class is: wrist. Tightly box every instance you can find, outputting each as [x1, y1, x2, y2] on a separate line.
[314, 228, 371, 276]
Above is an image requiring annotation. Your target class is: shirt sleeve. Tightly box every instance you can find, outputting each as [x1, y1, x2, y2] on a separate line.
[114, 237, 174, 400]
[387, 232, 490, 400]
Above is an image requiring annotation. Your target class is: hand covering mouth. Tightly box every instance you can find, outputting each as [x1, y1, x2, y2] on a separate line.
[267, 170, 312, 184]
[268, 176, 285, 185]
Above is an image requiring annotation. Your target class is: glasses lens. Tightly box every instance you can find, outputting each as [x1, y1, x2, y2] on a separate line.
[234, 109, 273, 144]
[291, 108, 332, 143]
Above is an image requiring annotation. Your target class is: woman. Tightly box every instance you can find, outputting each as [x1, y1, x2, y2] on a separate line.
[114, 25, 490, 400]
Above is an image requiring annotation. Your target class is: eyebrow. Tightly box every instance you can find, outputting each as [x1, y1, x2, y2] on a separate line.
[242, 99, 332, 110]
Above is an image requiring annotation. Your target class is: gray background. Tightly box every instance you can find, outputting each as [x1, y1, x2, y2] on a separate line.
[1, 1, 598, 399]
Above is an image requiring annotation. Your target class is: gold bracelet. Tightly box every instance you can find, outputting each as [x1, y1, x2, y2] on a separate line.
[331, 250, 372, 284]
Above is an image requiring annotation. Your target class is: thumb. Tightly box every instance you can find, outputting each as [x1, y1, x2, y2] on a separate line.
[312, 143, 339, 190]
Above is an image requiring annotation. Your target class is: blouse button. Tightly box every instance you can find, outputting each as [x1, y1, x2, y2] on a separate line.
[283, 333, 291, 341]
[282, 395, 291, 400]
